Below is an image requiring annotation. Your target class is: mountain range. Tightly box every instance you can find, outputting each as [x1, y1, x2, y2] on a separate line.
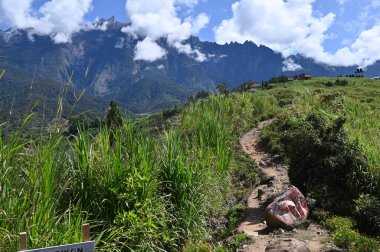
[1, 17, 379, 117]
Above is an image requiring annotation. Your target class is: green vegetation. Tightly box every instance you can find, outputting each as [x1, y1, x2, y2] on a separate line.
[261, 77, 380, 248]
[0, 65, 107, 136]
[216, 83, 230, 96]
[323, 217, 379, 251]
[0, 91, 276, 251]
[2, 76, 380, 251]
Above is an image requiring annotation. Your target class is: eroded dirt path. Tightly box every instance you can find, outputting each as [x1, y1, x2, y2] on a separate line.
[238, 120, 332, 252]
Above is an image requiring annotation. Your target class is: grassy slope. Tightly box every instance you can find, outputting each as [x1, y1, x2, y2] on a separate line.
[1, 77, 379, 251]
[266, 77, 380, 182]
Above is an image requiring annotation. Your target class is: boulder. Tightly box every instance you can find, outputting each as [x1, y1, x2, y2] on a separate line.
[264, 186, 309, 229]
[265, 238, 310, 252]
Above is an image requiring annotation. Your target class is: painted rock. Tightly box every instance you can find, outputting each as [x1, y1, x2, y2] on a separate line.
[264, 186, 309, 229]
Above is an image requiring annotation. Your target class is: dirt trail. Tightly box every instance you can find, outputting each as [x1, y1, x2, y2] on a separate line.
[238, 120, 332, 252]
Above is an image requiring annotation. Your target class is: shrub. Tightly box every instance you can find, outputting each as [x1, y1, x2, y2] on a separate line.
[323, 217, 379, 251]
[216, 83, 229, 96]
[311, 209, 331, 223]
[215, 204, 246, 240]
[278, 112, 366, 213]
[353, 194, 380, 236]
[104, 101, 123, 131]
[325, 81, 334, 87]
[269, 75, 289, 84]
[183, 242, 213, 252]
[323, 217, 355, 231]
[335, 79, 348, 86]
[218, 234, 252, 252]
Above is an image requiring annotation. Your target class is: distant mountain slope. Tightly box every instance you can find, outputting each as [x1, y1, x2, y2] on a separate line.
[0, 65, 108, 129]
[0, 18, 379, 113]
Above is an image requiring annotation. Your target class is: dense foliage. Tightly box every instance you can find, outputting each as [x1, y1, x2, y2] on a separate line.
[263, 78, 380, 240]
[0, 92, 276, 251]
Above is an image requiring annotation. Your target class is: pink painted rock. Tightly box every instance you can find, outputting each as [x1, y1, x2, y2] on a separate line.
[264, 186, 309, 229]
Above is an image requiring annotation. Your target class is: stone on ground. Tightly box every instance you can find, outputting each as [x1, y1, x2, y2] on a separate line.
[264, 186, 309, 229]
[265, 238, 310, 252]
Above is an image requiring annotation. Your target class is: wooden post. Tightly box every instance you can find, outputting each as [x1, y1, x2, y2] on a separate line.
[82, 224, 90, 242]
[19, 232, 27, 251]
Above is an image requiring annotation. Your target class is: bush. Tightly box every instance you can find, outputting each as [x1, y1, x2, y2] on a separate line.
[323, 217, 355, 231]
[218, 234, 252, 252]
[325, 81, 334, 87]
[269, 75, 289, 84]
[323, 217, 379, 251]
[353, 194, 380, 236]
[278, 112, 366, 213]
[215, 204, 246, 240]
[311, 209, 331, 223]
[335, 79, 348, 86]
[183, 242, 213, 252]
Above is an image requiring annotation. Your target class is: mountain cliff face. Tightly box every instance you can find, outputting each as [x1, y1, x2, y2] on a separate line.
[0, 18, 378, 113]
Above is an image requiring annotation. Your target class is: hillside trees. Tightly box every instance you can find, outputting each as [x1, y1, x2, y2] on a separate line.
[105, 101, 123, 131]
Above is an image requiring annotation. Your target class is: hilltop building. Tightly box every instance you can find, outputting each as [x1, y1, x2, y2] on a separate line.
[236, 80, 261, 92]
[295, 73, 312, 80]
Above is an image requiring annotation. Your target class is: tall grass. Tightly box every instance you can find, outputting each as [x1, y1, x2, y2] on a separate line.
[343, 98, 380, 196]
[0, 90, 277, 251]
[0, 123, 86, 251]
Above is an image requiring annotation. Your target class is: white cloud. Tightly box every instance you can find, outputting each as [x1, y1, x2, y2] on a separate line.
[282, 58, 303, 71]
[329, 25, 380, 67]
[134, 37, 167, 62]
[0, 0, 93, 43]
[176, 0, 198, 9]
[214, 0, 380, 67]
[115, 37, 125, 49]
[124, 0, 209, 62]
[214, 0, 335, 55]
[337, 0, 350, 5]
[371, 0, 380, 7]
[157, 64, 165, 70]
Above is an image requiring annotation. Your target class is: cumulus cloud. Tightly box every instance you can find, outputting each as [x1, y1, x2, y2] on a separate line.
[0, 0, 93, 43]
[327, 25, 380, 67]
[176, 0, 198, 8]
[123, 0, 209, 62]
[214, 0, 380, 67]
[134, 37, 167, 62]
[214, 0, 335, 56]
[282, 58, 303, 72]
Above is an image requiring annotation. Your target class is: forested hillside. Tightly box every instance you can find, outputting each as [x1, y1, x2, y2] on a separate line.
[0, 65, 108, 134]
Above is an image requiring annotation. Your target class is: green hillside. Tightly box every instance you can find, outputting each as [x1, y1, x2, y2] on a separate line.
[0, 66, 108, 135]
[1, 77, 379, 251]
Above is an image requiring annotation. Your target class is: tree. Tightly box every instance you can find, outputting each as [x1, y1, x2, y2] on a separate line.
[105, 101, 123, 131]
[216, 83, 229, 96]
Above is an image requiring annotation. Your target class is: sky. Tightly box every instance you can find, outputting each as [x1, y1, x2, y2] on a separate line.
[0, 0, 380, 68]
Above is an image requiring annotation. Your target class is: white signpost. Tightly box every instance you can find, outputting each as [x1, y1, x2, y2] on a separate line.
[19, 224, 95, 252]
[22, 241, 95, 252]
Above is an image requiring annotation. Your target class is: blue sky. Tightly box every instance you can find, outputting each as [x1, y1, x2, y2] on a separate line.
[1, 0, 380, 67]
